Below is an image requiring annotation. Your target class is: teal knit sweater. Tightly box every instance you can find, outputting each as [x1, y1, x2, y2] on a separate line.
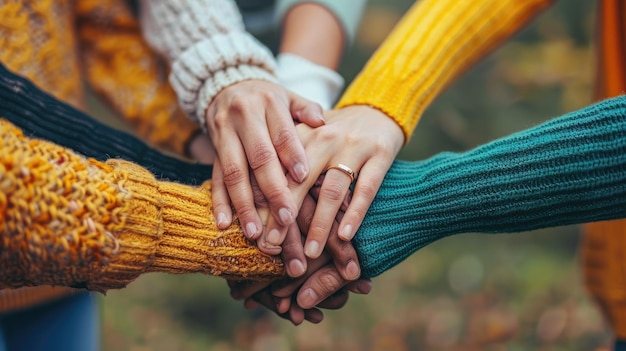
[1, 63, 625, 279]
[356, 97, 626, 277]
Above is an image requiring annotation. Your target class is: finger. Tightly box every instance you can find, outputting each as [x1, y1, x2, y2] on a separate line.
[288, 92, 325, 127]
[345, 279, 373, 295]
[303, 308, 324, 324]
[280, 223, 307, 278]
[215, 137, 263, 240]
[271, 251, 332, 298]
[337, 160, 389, 241]
[228, 279, 272, 301]
[238, 105, 297, 229]
[304, 165, 356, 259]
[266, 98, 312, 184]
[325, 223, 361, 281]
[210, 158, 233, 229]
[296, 264, 347, 309]
[316, 289, 349, 310]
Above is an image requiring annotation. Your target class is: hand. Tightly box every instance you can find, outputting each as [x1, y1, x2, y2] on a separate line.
[228, 254, 372, 325]
[186, 133, 216, 164]
[206, 79, 325, 246]
[261, 105, 404, 271]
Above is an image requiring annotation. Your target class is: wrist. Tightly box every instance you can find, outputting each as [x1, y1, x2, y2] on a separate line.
[276, 53, 344, 109]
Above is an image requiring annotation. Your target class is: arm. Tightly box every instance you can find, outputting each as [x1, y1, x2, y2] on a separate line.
[139, 0, 324, 244]
[241, 95, 626, 314]
[74, 0, 202, 157]
[0, 118, 283, 292]
[273, 1, 359, 109]
[283, 0, 555, 274]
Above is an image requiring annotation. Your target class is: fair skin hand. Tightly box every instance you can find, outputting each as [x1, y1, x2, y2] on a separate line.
[207, 3, 344, 246]
[206, 79, 325, 241]
[265, 106, 404, 274]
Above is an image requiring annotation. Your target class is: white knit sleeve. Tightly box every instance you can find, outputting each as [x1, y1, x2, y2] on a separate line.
[139, 0, 278, 128]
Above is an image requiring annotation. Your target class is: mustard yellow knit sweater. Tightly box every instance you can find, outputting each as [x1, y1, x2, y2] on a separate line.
[337, 0, 554, 141]
[0, 0, 200, 155]
[0, 118, 283, 292]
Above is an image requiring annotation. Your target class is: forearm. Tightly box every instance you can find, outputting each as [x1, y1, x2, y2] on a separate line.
[355, 96, 626, 277]
[278, 2, 344, 70]
[336, 0, 554, 141]
[138, 0, 277, 126]
[0, 119, 283, 292]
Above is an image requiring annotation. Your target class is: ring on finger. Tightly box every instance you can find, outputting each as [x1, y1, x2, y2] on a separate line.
[325, 163, 357, 184]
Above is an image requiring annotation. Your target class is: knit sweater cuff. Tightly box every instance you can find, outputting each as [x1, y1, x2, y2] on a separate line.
[102, 161, 284, 284]
[147, 181, 285, 280]
[91, 160, 163, 292]
[169, 32, 278, 127]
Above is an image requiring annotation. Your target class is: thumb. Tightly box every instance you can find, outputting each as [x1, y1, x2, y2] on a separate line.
[289, 92, 326, 127]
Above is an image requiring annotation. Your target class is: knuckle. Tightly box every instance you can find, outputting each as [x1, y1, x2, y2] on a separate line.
[356, 180, 379, 202]
[248, 142, 277, 170]
[317, 271, 343, 295]
[228, 95, 251, 114]
[321, 182, 344, 202]
[310, 222, 331, 238]
[273, 127, 296, 151]
[221, 163, 247, 186]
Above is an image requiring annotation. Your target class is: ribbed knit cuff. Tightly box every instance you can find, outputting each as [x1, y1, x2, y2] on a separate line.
[355, 96, 626, 278]
[102, 161, 284, 284]
[147, 182, 284, 280]
[169, 32, 277, 127]
[91, 160, 163, 292]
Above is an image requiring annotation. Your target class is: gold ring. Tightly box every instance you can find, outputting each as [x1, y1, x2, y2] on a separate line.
[326, 163, 357, 183]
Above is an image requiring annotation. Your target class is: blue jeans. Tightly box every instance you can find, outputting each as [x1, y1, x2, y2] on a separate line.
[0, 292, 100, 351]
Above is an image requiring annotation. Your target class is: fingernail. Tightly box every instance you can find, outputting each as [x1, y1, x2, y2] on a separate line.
[346, 261, 360, 280]
[357, 280, 373, 294]
[267, 229, 281, 245]
[216, 213, 227, 227]
[340, 224, 353, 240]
[304, 240, 320, 258]
[289, 259, 305, 277]
[316, 111, 325, 124]
[293, 163, 308, 182]
[300, 288, 318, 308]
[279, 207, 293, 225]
[245, 222, 258, 239]
[230, 289, 242, 300]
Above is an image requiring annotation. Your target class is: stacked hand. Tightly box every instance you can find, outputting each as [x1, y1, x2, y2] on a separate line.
[227, 105, 405, 324]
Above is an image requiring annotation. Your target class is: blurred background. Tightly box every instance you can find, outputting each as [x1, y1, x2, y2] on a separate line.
[96, 0, 609, 350]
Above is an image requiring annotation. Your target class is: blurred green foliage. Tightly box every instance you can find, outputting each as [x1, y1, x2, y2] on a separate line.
[98, 0, 611, 350]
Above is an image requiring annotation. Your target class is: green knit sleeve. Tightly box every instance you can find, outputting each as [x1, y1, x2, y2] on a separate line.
[355, 96, 626, 278]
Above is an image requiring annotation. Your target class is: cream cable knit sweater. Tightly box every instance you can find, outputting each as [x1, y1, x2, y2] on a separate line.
[139, 0, 278, 128]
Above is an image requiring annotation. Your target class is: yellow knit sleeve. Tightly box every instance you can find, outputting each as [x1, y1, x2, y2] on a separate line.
[0, 118, 282, 292]
[74, 0, 201, 156]
[336, 0, 554, 142]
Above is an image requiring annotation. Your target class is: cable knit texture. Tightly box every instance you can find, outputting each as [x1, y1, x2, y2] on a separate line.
[140, 0, 278, 128]
[354, 97, 626, 277]
[336, 0, 554, 142]
[0, 119, 284, 292]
